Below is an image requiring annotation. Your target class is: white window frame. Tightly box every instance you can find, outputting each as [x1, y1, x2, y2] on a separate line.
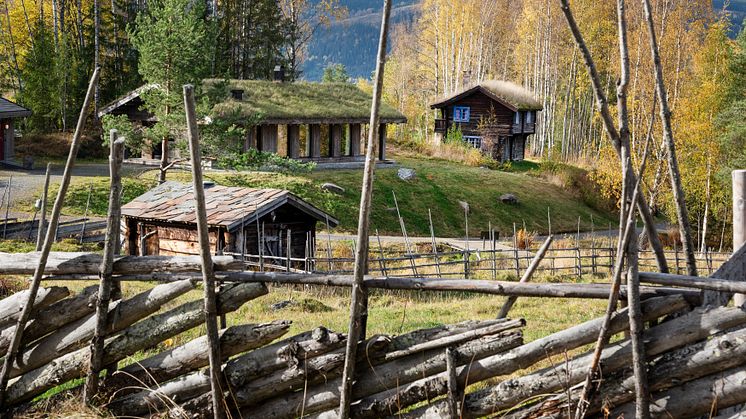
[513, 112, 521, 125]
[526, 111, 533, 124]
[463, 135, 482, 149]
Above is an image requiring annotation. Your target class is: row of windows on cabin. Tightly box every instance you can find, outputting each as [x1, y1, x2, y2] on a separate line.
[452, 106, 535, 124]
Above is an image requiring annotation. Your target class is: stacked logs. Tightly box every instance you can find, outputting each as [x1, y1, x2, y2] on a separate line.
[104, 318, 526, 417]
[1, 281, 269, 407]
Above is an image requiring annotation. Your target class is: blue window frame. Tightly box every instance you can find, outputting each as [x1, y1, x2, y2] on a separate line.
[453, 106, 470, 122]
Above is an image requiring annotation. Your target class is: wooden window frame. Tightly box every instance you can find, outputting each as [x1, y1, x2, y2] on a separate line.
[453, 106, 470, 122]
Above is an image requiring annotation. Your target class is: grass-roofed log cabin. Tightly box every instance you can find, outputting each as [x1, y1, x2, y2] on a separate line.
[430, 80, 543, 162]
[208, 70, 407, 162]
[99, 70, 407, 164]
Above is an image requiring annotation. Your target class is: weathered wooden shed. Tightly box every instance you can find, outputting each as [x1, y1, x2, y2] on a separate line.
[120, 181, 338, 262]
[0, 97, 32, 162]
[430, 81, 543, 162]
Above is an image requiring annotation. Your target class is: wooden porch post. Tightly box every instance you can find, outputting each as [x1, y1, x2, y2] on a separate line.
[330, 124, 342, 157]
[287, 124, 300, 158]
[261, 124, 278, 153]
[349, 123, 361, 156]
[309, 124, 321, 158]
[243, 126, 256, 152]
[378, 123, 387, 161]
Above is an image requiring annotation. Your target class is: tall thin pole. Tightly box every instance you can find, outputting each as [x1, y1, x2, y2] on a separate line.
[338, 0, 392, 416]
[184, 84, 224, 419]
[83, 131, 124, 402]
[0, 67, 100, 405]
[36, 163, 51, 251]
[732, 170, 746, 306]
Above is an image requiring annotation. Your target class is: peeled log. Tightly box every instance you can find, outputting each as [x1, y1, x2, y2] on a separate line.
[0, 252, 242, 275]
[0, 286, 69, 328]
[242, 331, 524, 419]
[105, 321, 291, 415]
[0, 286, 98, 353]
[9, 279, 197, 378]
[331, 295, 688, 419]
[114, 327, 347, 417]
[4, 282, 267, 405]
[611, 366, 746, 418]
[409, 304, 746, 418]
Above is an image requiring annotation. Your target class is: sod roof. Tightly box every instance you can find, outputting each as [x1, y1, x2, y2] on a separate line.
[207, 79, 407, 125]
[430, 80, 543, 111]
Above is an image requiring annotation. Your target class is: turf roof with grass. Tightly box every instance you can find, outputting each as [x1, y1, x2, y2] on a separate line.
[206, 79, 407, 125]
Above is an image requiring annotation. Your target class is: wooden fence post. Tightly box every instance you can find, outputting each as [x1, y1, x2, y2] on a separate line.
[338, 0, 392, 415]
[513, 223, 520, 277]
[2, 175, 11, 239]
[0, 67, 100, 406]
[497, 235, 554, 319]
[79, 183, 93, 244]
[84, 131, 124, 402]
[36, 164, 51, 251]
[184, 84, 225, 419]
[732, 170, 746, 306]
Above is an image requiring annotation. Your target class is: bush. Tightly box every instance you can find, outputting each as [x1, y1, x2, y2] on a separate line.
[15, 132, 107, 161]
[217, 149, 316, 173]
[515, 229, 537, 250]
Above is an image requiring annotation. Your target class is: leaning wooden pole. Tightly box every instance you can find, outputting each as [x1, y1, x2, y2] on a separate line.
[35, 163, 51, 251]
[83, 131, 124, 402]
[338, 0, 392, 417]
[497, 235, 554, 319]
[732, 169, 746, 306]
[184, 84, 224, 419]
[0, 67, 100, 407]
[641, 0, 696, 277]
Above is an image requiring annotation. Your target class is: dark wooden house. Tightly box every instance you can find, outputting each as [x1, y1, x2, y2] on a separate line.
[0, 97, 32, 162]
[430, 81, 542, 162]
[120, 181, 338, 264]
[99, 70, 407, 163]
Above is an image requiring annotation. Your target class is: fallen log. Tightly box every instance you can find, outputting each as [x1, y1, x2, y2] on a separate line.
[0, 286, 69, 328]
[0, 286, 98, 352]
[113, 326, 348, 417]
[4, 282, 267, 405]
[0, 252, 242, 275]
[105, 321, 290, 414]
[407, 304, 746, 418]
[611, 366, 746, 418]
[242, 330, 525, 419]
[8, 279, 197, 378]
[300, 295, 689, 419]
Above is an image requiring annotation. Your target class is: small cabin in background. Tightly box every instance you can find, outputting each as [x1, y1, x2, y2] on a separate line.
[430, 81, 542, 162]
[120, 182, 338, 267]
[0, 97, 32, 162]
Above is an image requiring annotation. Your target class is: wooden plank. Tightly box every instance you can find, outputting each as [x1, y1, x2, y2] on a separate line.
[309, 124, 321, 157]
[287, 124, 300, 158]
[260, 124, 278, 153]
[329, 124, 342, 157]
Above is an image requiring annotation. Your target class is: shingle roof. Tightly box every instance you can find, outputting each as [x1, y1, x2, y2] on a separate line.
[207, 79, 407, 124]
[121, 181, 338, 231]
[430, 80, 543, 111]
[0, 97, 32, 118]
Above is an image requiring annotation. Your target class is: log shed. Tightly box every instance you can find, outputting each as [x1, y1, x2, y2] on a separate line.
[120, 181, 338, 262]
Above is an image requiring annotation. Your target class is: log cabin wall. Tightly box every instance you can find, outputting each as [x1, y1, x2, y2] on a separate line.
[441, 91, 514, 138]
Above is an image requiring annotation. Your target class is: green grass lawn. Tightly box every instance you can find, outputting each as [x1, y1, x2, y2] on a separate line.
[36, 154, 615, 238]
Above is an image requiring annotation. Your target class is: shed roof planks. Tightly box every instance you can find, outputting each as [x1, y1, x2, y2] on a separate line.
[121, 181, 339, 230]
[430, 80, 543, 111]
[0, 97, 32, 119]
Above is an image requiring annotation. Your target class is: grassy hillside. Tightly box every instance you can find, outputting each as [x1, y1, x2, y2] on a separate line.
[48, 155, 615, 237]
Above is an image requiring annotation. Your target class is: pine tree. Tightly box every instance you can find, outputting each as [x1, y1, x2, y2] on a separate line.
[19, 23, 61, 132]
[128, 0, 211, 182]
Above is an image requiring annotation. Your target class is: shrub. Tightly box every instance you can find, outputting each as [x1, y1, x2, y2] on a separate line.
[515, 229, 537, 250]
[217, 149, 316, 173]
